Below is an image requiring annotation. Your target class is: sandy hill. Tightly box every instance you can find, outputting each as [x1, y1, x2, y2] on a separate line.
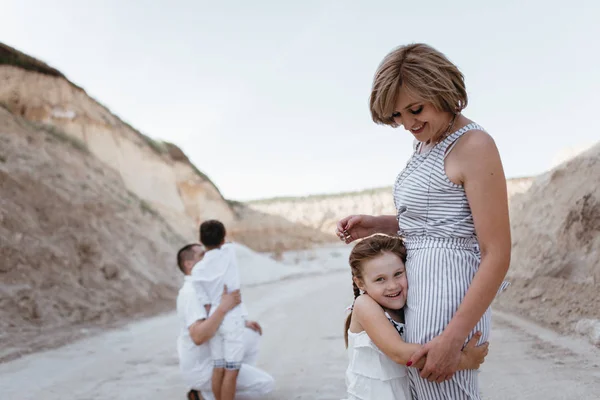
[496, 143, 600, 341]
[0, 42, 332, 251]
[0, 43, 333, 361]
[0, 105, 186, 361]
[247, 177, 534, 236]
[248, 151, 600, 344]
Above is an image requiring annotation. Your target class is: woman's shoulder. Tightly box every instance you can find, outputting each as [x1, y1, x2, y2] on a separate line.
[455, 122, 496, 149]
[449, 122, 499, 163]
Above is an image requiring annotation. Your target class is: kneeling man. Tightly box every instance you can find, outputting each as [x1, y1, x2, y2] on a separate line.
[176, 244, 274, 400]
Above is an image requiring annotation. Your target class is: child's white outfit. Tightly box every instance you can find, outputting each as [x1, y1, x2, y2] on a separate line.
[345, 314, 412, 400]
[191, 243, 247, 370]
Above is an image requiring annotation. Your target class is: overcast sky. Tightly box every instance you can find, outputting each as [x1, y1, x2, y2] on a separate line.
[2, 0, 598, 200]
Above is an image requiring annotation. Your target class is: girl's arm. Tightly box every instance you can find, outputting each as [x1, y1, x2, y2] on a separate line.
[354, 295, 489, 369]
[353, 294, 418, 365]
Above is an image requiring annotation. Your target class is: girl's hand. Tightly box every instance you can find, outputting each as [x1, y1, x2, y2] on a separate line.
[459, 332, 489, 370]
[336, 215, 379, 244]
[245, 320, 263, 335]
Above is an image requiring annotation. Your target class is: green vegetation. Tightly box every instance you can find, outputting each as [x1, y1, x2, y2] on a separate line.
[190, 163, 220, 188]
[247, 177, 534, 204]
[247, 186, 393, 204]
[105, 114, 223, 200]
[139, 200, 159, 217]
[0, 101, 89, 154]
[1, 41, 227, 204]
[38, 123, 89, 154]
[0, 42, 66, 78]
[140, 133, 168, 155]
[226, 199, 244, 208]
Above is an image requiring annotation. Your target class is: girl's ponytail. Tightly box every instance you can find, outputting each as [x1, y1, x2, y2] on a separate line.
[344, 280, 361, 348]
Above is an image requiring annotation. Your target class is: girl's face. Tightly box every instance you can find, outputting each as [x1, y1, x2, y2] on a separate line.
[392, 86, 453, 144]
[355, 252, 408, 311]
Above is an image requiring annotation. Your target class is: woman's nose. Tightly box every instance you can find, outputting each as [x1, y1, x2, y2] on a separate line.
[400, 115, 415, 130]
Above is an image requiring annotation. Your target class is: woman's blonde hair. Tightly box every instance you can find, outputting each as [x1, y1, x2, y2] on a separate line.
[369, 43, 468, 127]
[344, 235, 407, 347]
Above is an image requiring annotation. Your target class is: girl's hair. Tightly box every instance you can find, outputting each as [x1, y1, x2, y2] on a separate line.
[344, 235, 408, 347]
[369, 43, 468, 127]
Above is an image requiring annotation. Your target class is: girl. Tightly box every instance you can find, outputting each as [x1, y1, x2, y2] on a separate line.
[344, 235, 488, 400]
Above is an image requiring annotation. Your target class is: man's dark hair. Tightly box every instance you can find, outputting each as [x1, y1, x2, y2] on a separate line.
[200, 220, 226, 247]
[176, 244, 200, 273]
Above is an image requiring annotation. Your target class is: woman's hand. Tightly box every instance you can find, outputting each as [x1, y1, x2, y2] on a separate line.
[407, 332, 465, 383]
[409, 332, 488, 381]
[336, 215, 395, 243]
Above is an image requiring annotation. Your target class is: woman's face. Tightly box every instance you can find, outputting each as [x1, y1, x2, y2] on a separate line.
[355, 252, 408, 311]
[392, 86, 453, 143]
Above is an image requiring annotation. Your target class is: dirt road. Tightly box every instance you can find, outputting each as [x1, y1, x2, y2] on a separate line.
[1, 271, 599, 399]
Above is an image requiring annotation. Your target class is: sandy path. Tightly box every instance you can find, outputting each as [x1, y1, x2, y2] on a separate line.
[1, 271, 599, 399]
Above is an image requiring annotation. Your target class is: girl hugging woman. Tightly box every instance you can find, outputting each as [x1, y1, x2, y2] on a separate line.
[344, 235, 488, 400]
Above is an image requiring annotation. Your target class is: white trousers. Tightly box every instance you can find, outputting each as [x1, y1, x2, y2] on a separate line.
[200, 328, 274, 400]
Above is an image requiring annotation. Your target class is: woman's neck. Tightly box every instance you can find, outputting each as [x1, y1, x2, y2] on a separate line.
[420, 114, 471, 154]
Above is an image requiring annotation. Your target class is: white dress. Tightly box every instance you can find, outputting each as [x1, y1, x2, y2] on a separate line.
[344, 318, 412, 400]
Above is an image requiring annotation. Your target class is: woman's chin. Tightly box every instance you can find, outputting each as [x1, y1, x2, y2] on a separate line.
[411, 131, 433, 143]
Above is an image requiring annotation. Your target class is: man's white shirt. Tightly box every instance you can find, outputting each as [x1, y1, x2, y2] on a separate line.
[177, 276, 213, 388]
[176, 275, 274, 398]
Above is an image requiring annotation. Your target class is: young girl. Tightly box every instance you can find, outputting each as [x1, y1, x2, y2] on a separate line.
[344, 235, 488, 400]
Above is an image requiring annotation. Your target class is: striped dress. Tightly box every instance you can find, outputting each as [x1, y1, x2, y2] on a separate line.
[393, 123, 509, 399]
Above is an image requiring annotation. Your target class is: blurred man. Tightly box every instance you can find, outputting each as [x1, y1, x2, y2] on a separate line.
[176, 244, 274, 400]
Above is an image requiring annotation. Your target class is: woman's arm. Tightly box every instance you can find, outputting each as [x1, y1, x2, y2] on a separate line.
[445, 130, 511, 340]
[376, 215, 400, 236]
[409, 130, 511, 381]
[354, 295, 489, 370]
[336, 215, 399, 242]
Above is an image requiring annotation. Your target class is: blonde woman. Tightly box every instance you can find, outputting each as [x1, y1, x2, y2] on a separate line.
[337, 44, 511, 399]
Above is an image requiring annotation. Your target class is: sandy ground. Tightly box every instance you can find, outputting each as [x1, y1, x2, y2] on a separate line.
[1, 267, 600, 400]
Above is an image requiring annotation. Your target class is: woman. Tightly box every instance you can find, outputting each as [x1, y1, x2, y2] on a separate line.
[337, 43, 511, 399]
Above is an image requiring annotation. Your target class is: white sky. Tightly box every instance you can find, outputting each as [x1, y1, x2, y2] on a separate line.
[2, 0, 598, 200]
